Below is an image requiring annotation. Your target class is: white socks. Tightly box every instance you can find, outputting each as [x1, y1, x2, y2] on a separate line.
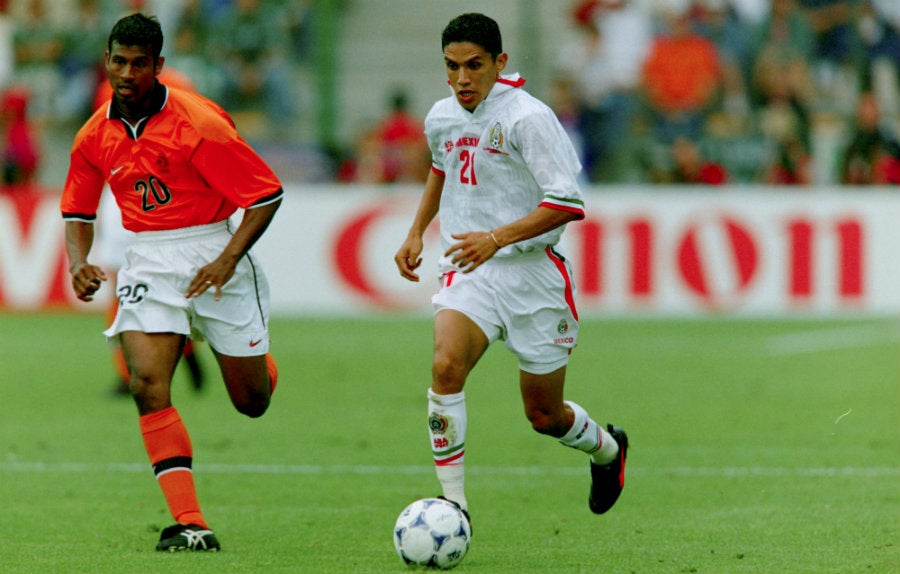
[558, 400, 619, 465]
[428, 389, 468, 511]
[427, 393, 616, 511]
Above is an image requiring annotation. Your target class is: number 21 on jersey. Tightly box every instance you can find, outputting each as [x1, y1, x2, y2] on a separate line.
[459, 149, 477, 185]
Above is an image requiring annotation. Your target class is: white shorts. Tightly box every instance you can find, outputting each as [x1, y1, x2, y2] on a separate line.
[432, 246, 579, 375]
[104, 220, 271, 357]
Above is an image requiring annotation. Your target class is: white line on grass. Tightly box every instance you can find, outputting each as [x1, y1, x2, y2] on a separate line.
[1, 461, 898, 478]
[765, 322, 900, 356]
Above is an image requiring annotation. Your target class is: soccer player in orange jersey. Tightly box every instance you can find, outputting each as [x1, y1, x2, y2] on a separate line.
[61, 13, 282, 552]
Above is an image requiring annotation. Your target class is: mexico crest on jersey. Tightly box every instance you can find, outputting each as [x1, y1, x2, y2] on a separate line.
[489, 122, 504, 150]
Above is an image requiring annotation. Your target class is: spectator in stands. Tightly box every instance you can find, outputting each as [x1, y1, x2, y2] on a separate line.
[870, 0, 900, 31]
[856, 0, 900, 120]
[557, 0, 653, 182]
[12, 0, 64, 124]
[208, 0, 296, 139]
[336, 90, 429, 184]
[548, 74, 587, 182]
[373, 89, 429, 183]
[0, 0, 13, 90]
[58, 0, 106, 123]
[164, 12, 224, 102]
[728, 0, 772, 26]
[652, 136, 729, 184]
[334, 124, 388, 183]
[841, 90, 900, 184]
[799, 1, 860, 65]
[640, 1, 723, 144]
[765, 134, 813, 184]
[693, 0, 754, 131]
[749, 0, 817, 149]
[801, 0, 864, 115]
[0, 86, 39, 186]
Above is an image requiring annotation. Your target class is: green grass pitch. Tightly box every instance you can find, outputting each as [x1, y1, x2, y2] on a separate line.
[1, 313, 898, 573]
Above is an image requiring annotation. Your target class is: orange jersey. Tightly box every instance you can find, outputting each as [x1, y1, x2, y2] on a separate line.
[61, 83, 283, 232]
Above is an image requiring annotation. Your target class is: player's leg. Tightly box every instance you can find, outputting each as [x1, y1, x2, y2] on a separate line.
[105, 275, 131, 395]
[214, 351, 277, 418]
[123, 331, 183, 414]
[519, 368, 627, 514]
[428, 309, 490, 512]
[180, 339, 205, 391]
[122, 331, 218, 549]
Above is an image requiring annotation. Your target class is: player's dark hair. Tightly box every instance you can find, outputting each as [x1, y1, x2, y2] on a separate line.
[442, 13, 502, 58]
[108, 13, 163, 60]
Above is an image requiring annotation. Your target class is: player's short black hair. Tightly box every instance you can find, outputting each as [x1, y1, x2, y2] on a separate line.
[108, 13, 163, 60]
[441, 13, 502, 58]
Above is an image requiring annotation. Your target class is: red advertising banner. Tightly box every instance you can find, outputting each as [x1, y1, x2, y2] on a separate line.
[2, 186, 900, 317]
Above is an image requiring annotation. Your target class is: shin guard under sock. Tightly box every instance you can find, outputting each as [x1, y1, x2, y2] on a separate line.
[139, 406, 207, 528]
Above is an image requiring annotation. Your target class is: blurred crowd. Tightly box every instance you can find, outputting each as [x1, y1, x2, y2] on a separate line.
[552, 0, 900, 186]
[0, 0, 312, 189]
[0, 0, 897, 189]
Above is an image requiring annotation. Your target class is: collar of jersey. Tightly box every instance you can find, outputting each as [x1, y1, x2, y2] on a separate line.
[108, 81, 168, 125]
[465, 73, 525, 116]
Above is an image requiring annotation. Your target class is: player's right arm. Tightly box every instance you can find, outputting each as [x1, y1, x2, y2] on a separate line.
[395, 167, 445, 282]
[65, 220, 107, 302]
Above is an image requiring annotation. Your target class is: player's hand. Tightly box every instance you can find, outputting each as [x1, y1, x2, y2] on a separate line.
[395, 236, 424, 282]
[185, 257, 235, 300]
[446, 231, 500, 273]
[69, 262, 107, 302]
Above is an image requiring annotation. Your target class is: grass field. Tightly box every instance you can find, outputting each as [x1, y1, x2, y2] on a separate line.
[1, 313, 898, 573]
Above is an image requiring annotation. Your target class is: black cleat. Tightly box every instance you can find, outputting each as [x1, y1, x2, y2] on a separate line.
[589, 425, 628, 514]
[155, 523, 220, 552]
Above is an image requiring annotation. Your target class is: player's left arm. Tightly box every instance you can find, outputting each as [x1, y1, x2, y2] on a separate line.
[185, 197, 281, 299]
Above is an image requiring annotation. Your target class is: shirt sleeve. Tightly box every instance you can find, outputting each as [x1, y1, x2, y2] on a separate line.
[190, 136, 283, 209]
[60, 143, 107, 222]
[514, 108, 585, 219]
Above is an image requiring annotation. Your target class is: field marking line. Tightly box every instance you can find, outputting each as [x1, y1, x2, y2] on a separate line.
[1, 461, 898, 478]
[765, 322, 900, 356]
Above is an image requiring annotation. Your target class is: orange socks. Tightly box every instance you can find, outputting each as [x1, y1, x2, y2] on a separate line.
[266, 353, 278, 395]
[139, 407, 207, 528]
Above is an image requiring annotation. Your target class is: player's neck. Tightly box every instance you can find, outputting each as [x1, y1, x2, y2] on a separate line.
[114, 99, 151, 123]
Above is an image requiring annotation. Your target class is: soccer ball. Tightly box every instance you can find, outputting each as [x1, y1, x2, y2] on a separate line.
[393, 497, 471, 569]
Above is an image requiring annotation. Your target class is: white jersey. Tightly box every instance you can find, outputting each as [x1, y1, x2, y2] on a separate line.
[425, 73, 584, 267]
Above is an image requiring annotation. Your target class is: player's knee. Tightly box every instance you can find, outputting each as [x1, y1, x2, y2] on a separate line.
[235, 394, 270, 418]
[525, 408, 567, 437]
[129, 375, 170, 413]
[235, 400, 269, 419]
[432, 354, 467, 392]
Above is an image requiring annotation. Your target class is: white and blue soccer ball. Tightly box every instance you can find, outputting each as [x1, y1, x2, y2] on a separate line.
[393, 497, 471, 569]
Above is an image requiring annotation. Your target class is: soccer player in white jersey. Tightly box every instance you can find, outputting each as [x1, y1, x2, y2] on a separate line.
[394, 13, 628, 522]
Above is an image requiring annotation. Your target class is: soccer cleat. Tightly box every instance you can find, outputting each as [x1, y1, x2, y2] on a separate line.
[588, 425, 628, 514]
[155, 523, 221, 552]
[438, 495, 472, 536]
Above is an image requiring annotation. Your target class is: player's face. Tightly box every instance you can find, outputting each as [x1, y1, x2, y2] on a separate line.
[443, 42, 507, 112]
[106, 42, 163, 116]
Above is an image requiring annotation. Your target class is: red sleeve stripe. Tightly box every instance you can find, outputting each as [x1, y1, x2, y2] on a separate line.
[538, 200, 585, 220]
[431, 165, 445, 177]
